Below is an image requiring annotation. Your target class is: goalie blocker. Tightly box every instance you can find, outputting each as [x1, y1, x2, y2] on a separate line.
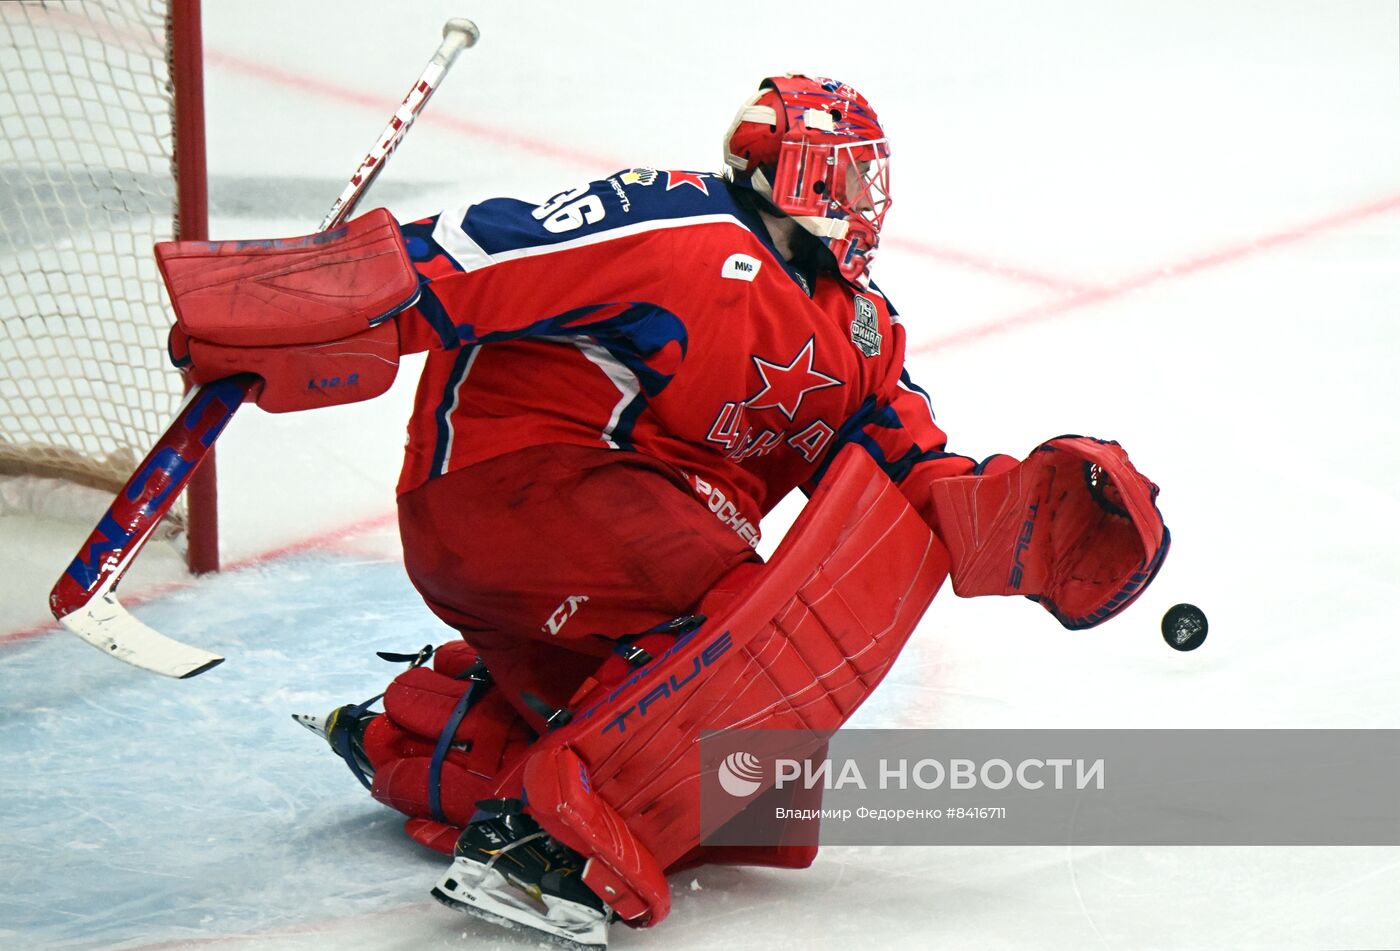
[156, 207, 419, 413]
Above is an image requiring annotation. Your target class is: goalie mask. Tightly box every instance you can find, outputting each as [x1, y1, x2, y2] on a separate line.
[723, 74, 891, 282]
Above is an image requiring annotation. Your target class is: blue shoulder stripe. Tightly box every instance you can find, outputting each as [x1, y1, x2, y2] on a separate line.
[462, 170, 737, 257]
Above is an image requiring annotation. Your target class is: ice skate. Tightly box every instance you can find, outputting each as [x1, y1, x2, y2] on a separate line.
[431, 798, 612, 950]
[292, 704, 378, 786]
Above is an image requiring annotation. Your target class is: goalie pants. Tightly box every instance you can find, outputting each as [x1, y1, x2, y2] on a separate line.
[395, 443, 760, 733]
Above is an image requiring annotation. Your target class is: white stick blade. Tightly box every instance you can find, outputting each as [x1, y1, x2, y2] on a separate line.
[59, 595, 224, 679]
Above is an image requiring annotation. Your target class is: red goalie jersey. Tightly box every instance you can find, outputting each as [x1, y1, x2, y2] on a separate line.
[395, 168, 1004, 543]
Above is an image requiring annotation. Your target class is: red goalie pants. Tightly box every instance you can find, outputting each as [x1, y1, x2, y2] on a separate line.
[396, 443, 760, 732]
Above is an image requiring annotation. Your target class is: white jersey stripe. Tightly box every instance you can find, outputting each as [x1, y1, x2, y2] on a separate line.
[566, 337, 640, 450]
[439, 345, 482, 475]
[897, 374, 936, 423]
[431, 206, 495, 271]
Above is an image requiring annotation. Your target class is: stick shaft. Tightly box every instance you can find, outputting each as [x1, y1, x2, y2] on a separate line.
[320, 20, 477, 231]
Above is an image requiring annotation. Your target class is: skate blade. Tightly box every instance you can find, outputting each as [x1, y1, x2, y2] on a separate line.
[432, 860, 609, 951]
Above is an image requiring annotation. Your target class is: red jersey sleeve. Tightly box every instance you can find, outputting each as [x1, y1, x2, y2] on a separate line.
[395, 221, 671, 353]
[804, 337, 1017, 533]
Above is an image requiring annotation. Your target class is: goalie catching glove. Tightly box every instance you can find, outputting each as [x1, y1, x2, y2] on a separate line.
[926, 435, 1169, 629]
[157, 208, 419, 413]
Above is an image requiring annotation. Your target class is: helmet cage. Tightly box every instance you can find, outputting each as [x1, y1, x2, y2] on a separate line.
[771, 136, 891, 281]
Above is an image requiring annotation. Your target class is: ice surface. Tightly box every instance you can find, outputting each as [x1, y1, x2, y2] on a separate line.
[2, 1, 1399, 948]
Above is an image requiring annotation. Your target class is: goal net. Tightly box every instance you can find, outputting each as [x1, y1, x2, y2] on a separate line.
[0, 0, 215, 568]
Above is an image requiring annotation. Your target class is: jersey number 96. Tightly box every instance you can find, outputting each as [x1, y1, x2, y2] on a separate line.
[532, 184, 606, 234]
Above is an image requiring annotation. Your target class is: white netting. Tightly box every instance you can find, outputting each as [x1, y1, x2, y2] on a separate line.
[0, 0, 186, 511]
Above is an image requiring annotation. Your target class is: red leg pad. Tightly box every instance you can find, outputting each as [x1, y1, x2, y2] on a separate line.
[520, 446, 950, 926]
[524, 745, 669, 924]
[371, 756, 498, 828]
[365, 664, 536, 831]
[667, 843, 818, 874]
[429, 639, 482, 678]
[404, 818, 465, 855]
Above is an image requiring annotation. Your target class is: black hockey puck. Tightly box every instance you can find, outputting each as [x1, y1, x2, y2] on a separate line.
[1161, 603, 1208, 651]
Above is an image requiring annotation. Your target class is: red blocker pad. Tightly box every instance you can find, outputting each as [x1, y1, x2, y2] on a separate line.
[157, 207, 419, 412]
[171, 326, 400, 413]
[516, 446, 950, 926]
[928, 435, 1169, 629]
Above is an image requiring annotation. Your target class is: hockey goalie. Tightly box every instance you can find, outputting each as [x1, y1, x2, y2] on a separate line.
[157, 75, 1168, 948]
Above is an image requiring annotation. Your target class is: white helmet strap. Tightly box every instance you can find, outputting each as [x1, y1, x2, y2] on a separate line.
[722, 91, 777, 173]
[791, 214, 849, 240]
[747, 171, 850, 241]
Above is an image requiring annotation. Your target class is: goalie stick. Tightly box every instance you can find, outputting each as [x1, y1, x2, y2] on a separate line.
[47, 17, 480, 679]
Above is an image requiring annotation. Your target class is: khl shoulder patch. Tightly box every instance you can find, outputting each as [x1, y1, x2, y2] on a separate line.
[851, 294, 882, 357]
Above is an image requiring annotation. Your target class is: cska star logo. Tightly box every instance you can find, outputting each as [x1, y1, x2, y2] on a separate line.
[665, 170, 710, 195]
[745, 337, 842, 421]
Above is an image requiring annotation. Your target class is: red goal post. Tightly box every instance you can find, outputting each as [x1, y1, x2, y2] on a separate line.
[0, 0, 218, 572]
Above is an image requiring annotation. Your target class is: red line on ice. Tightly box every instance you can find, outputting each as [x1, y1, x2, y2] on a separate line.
[0, 512, 398, 648]
[883, 235, 1094, 293]
[909, 191, 1400, 355]
[116, 899, 440, 951]
[202, 48, 632, 174]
